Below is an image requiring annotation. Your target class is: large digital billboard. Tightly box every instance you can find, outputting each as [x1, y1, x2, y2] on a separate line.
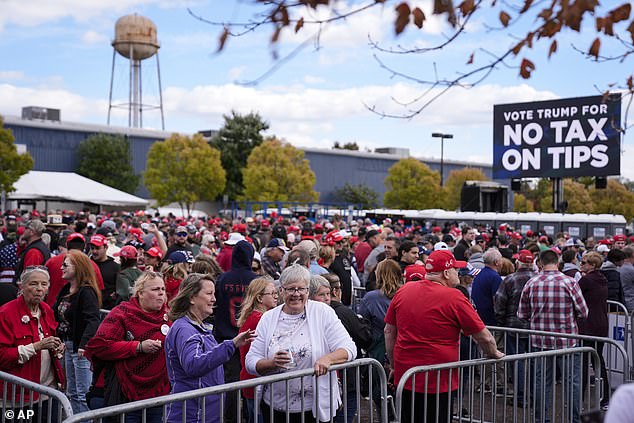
[493, 94, 621, 179]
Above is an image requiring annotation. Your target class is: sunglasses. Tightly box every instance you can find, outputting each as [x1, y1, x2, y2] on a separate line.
[176, 232, 188, 237]
[252, 266, 261, 272]
[581, 261, 588, 265]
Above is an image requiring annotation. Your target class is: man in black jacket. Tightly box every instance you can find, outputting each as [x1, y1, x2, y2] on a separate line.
[324, 273, 372, 423]
[13, 219, 50, 284]
[213, 240, 257, 423]
[453, 226, 475, 261]
[602, 248, 625, 304]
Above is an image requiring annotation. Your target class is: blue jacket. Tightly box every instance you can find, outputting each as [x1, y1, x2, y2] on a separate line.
[165, 316, 236, 423]
[471, 266, 502, 326]
[214, 240, 257, 340]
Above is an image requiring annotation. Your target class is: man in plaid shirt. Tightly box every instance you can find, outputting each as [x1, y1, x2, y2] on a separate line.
[518, 249, 588, 422]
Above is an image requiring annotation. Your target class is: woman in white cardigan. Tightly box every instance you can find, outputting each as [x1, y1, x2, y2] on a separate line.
[245, 265, 356, 423]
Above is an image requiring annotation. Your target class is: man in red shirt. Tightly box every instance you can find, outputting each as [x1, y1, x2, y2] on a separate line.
[384, 249, 502, 423]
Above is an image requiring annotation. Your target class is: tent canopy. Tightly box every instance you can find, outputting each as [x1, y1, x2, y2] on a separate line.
[8, 171, 149, 208]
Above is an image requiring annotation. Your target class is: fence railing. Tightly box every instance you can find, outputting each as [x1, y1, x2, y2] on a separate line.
[395, 347, 601, 423]
[0, 370, 73, 423]
[62, 358, 388, 423]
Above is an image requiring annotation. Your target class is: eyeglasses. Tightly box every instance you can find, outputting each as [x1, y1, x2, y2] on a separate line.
[61, 262, 71, 268]
[176, 232, 188, 237]
[252, 266, 261, 272]
[261, 291, 279, 297]
[581, 261, 588, 265]
[283, 287, 309, 294]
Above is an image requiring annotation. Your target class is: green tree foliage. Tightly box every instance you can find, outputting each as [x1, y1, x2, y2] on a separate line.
[76, 133, 139, 194]
[564, 179, 593, 213]
[242, 138, 318, 202]
[384, 158, 441, 209]
[513, 193, 535, 212]
[442, 168, 489, 211]
[209, 111, 269, 200]
[145, 134, 226, 215]
[591, 179, 634, 220]
[333, 183, 380, 208]
[0, 117, 33, 193]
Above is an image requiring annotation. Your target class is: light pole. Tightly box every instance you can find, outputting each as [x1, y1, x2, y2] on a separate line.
[432, 132, 453, 186]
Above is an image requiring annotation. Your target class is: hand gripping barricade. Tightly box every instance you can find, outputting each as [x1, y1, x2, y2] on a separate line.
[0, 370, 73, 423]
[62, 358, 390, 423]
[395, 347, 602, 423]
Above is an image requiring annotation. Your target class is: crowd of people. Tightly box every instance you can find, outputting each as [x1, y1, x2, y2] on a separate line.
[0, 208, 633, 422]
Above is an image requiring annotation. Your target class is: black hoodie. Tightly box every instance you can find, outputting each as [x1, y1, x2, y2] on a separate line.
[213, 240, 257, 340]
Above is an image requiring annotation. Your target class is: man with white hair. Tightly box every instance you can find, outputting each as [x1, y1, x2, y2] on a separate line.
[296, 239, 328, 275]
[13, 219, 50, 284]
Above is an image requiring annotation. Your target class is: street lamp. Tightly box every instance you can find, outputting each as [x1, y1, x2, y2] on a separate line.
[432, 132, 453, 186]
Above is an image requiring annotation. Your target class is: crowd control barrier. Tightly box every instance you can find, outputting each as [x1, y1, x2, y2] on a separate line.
[485, 325, 630, 391]
[62, 358, 389, 423]
[395, 347, 601, 423]
[0, 370, 73, 423]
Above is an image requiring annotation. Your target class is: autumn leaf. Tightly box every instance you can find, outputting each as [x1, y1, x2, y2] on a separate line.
[295, 17, 304, 33]
[412, 7, 425, 28]
[395, 2, 411, 35]
[458, 0, 475, 16]
[548, 39, 557, 58]
[519, 58, 535, 79]
[217, 27, 229, 52]
[512, 40, 524, 55]
[609, 3, 631, 23]
[627, 76, 633, 92]
[500, 11, 511, 27]
[519, 0, 534, 14]
[588, 37, 601, 59]
[628, 20, 634, 43]
[466, 52, 474, 64]
[271, 26, 282, 43]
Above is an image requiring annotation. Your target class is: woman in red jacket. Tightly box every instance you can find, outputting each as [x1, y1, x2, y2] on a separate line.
[237, 277, 278, 423]
[84, 270, 170, 422]
[0, 266, 65, 420]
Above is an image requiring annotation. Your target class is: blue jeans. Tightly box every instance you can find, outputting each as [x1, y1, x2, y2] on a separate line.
[245, 398, 263, 423]
[63, 341, 92, 415]
[506, 334, 529, 399]
[534, 352, 581, 423]
[124, 406, 163, 423]
[335, 390, 357, 423]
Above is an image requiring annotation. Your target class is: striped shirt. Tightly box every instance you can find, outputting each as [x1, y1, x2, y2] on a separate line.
[517, 269, 589, 349]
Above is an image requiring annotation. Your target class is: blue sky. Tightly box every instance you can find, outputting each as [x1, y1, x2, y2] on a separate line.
[1, 0, 632, 179]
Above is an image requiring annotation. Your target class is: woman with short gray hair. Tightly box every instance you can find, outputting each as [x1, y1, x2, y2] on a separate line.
[246, 264, 356, 422]
[309, 274, 331, 304]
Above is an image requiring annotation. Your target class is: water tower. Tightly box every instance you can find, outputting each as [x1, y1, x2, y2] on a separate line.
[108, 14, 165, 129]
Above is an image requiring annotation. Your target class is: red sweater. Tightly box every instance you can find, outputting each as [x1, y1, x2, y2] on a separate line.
[216, 245, 234, 272]
[0, 296, 65, 402]
[84, 297, 171, 401]
[239, 310, 263, 399]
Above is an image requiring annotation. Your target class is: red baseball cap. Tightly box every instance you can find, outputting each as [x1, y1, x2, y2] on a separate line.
[66, 233, 85, 243]
[325, 230, 344, 243]
[404, 264, 427, 282]
[517, 249, 534, 264]
[425, 250, 467, 273]
[89, 234, 108, 247]
[526, 230, 534, 237]
[113, 245, 138, 259]
[613, 234, 626, 242]
[145, 247, 164, 259]
[432, 226, 441, 232]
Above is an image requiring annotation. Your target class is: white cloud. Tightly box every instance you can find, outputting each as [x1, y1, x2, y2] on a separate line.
[0, 71, 26, 81]
[82, 30, 108, 44]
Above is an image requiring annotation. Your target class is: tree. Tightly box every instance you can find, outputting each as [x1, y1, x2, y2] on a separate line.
[513, 193, 535, 212]
[333, 141, 360, 151]
[442, 168, 489, 211]
[242, 138, 318, 202]
[144, 134, 226, 215]
[76, 134, 139, 194]
[209, 111, 269, 200]
[198, 1, 634, 118]
[333, 183, 380, 208]
[384, 158, 441, 209]
[0, 116, 33, 194]
[591, 179, 634, 221]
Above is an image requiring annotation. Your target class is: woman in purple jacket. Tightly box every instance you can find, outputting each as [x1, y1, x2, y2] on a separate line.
[164, 273, 255, 423]
[578, 251, 610, 409]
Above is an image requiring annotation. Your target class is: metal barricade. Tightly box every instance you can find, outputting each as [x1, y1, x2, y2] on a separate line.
[98, 308, 110, 322]
[485, 326, 631, 392]
[395, 347, 601, 423]
[62, 358, 389, 423]
[0, 370, 73, 423]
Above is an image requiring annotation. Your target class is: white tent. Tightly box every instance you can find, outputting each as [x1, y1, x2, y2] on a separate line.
[7, 171, 149, 208]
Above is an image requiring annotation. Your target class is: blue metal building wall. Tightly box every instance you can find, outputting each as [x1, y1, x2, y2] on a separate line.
[4, 118, 499, 206]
